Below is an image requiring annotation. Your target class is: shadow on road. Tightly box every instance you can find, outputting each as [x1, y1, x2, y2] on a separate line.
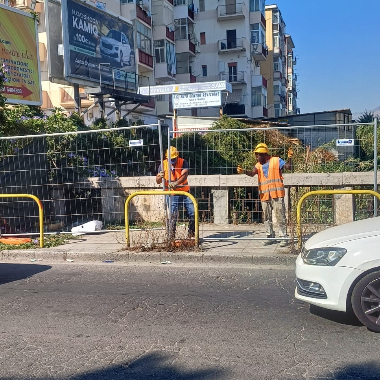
[0, 263, 51, 285]
[310, 304, 362, 327]
[0, 352, 228, 380]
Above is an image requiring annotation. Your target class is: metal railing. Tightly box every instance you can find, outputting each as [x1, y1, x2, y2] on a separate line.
[124, 190, 199, 248]
[0, 194, 44, 247]
[296, 190, 380, 248]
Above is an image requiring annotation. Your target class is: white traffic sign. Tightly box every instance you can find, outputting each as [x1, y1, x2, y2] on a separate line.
[173, 91, 221, 109]
[336, 139, 354, 146]
[138, 81, 232, 96]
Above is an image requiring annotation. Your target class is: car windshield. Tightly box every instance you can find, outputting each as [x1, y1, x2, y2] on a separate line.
[106, 30, 121, 41]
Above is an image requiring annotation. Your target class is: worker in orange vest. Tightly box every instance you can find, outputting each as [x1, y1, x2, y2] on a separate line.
[156, 146, 195, 239]
[237, 143, 293, 247]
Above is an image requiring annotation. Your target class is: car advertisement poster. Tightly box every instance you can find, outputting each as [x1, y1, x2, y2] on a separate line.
[61, 0, 136, 89]
[0, 4, 42, 105]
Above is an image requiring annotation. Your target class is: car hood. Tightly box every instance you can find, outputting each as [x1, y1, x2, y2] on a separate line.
[305, 217, 380, 249]
[101, 37, 119, 45]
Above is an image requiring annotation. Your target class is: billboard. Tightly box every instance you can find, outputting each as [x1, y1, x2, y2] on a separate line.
[0, 4, 42, 105]
[173, 91, 221, 109]
[45, 0, 69, 85]
[61, 0, 136, 89]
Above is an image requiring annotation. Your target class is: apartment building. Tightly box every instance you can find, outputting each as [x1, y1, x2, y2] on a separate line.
[190, 0, 268, 119]
[260, 4, 299, 118]
[6, 0, 297, 122]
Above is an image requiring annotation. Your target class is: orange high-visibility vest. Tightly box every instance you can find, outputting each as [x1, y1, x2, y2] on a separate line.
[255, 157, 285, 201]
[163, 157, 190, 192]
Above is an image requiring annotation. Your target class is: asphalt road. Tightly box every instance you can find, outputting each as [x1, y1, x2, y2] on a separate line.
[1, 262, 380, 380]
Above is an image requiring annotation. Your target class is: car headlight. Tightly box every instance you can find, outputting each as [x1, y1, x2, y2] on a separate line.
[115, 46, 119, 51]
[301, 247, 347, 266]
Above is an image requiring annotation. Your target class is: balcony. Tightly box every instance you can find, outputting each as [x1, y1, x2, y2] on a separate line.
[273, 46, 282, 57]
[176, 39, 196, 55]
[197, 74, 223, 83]
[166, 26, 175, 42]
[136, 5, 152, 26]
[138, 49, 154, 70]
[220, 71, 247, 84]
[273, 71, 282, 81]
[155, 62, 176, 81]
[217, 2, 245, 21]
[156, 95, 173, 116]
[173, 1, 195, 23]
[274, 94, 286, 104]
[139, 97, 156, 111]
[251, 105, 267, 119]
[251, 43, 267, 61]
[218, 38, 246, 54]
[175, 72, 196, 83]
[251, 75, 267, 89]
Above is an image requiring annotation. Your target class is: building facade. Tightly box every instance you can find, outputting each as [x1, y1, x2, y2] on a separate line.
[260, 4, 299, 118]
[6, 0, 297, 122]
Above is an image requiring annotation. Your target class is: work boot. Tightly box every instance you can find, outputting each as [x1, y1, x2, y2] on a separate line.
[262, 235, 275, 246]
[279, 240, 288, 247]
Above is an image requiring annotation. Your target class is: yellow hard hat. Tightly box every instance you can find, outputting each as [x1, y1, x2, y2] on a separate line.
[253, 143, 269, 154]
[165, 146, 179, 159]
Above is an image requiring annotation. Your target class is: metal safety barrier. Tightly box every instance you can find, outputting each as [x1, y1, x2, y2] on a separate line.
[296, 190, 380, 249]
[0, 194, 44, 248]
[125, 190, 199, 248]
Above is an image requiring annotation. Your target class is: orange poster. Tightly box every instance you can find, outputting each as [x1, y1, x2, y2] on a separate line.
[0, 4, 42, 105]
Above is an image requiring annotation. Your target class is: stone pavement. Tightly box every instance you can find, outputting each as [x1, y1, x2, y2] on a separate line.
[0, 224, 299, 266]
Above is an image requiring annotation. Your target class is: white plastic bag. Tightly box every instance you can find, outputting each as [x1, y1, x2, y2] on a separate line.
[71, 220, 103, 233]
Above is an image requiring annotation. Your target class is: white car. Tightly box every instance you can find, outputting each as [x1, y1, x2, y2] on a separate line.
[295, 216, 380, 332]
[100, 30, 132, 67]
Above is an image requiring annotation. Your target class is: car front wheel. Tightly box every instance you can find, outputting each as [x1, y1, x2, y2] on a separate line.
[352, 270, 380, 332]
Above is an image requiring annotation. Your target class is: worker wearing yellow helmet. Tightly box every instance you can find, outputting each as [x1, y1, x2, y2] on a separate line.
[156, 146, 195, 238]
[237, 143, 293, 247]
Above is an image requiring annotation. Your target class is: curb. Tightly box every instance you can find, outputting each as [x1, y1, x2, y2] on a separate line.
[0, 249, 298, 266]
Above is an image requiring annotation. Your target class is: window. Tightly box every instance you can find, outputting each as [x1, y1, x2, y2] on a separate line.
[250, 0, 264, 13]
[273, 33, 279, 48]
[273, 57, 282, 72]
[273, 84, 280, 96]
[200, 32, 206, 45]
[288, 93, 293, 107]
[121, 0, 134, 3]
[273, 11, 279, 24]
[287, 74, 292, 87]
[274, 104, 281, 117]
[176, 52, 189, 74]
[226, 29, 236, 49]
[199, 0, 205, 11]
[202, 65, 207, 77]
[174, 18, 188, 40]
[137, 21, 152, 54]
[154, 40, 165, 63]
[250, 23, 265, 45]
[252, 86, 266, 107]
[228, 62, 237, 82]
[174, 0, 186, 5]
[287, 56, 292, 67]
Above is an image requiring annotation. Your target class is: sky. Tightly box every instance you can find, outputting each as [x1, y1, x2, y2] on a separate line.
[271, 0, 380, 115]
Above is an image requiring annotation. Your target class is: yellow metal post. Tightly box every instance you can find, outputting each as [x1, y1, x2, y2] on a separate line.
[0, 194, 44, 248]
[125, 190, 199, 248]
[296, 190, 380, 249]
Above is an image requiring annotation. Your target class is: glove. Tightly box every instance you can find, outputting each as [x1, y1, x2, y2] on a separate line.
[237, 165, 244, 174]
[287, 148, 294, 158]
[157, 171, 165, 178]
[168, 181, 177, 190]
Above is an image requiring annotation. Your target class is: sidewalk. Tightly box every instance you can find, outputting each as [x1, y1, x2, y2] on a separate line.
[0, 224, 299, 266]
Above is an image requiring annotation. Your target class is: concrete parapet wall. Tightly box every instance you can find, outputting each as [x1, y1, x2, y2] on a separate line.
[86, 172, 378, 224]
